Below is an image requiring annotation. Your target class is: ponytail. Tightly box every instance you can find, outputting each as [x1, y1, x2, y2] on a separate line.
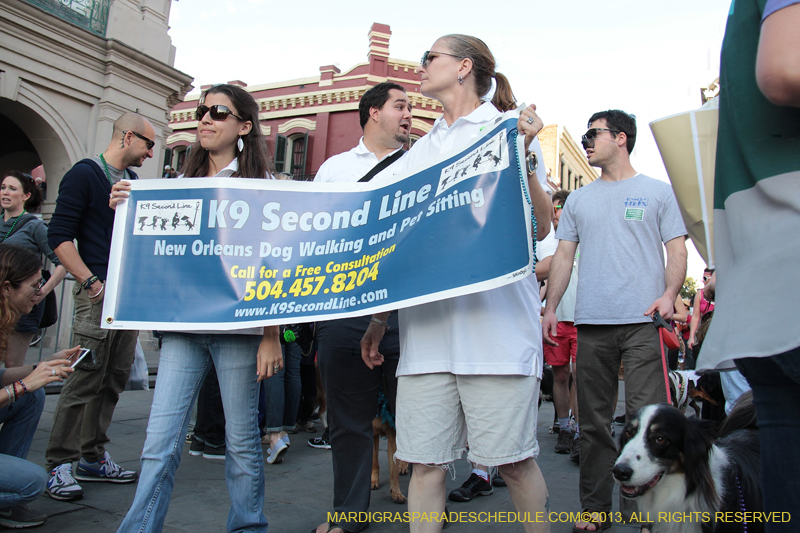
[491, 72, 516, 112]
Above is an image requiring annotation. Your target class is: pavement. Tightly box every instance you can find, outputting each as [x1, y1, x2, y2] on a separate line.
[18, 346, 639, 533]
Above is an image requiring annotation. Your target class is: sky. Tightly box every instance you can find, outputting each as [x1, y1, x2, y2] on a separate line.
[167, 0, 732, 281]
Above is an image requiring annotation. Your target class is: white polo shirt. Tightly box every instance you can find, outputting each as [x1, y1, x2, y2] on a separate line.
[314, 138, 405, 183]
[376, 102, 545, 377]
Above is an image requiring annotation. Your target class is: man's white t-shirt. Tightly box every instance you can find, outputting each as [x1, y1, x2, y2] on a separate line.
[536, 225, 578, 323]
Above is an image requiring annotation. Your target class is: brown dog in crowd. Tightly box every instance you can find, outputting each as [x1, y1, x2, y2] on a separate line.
[315, 364, 407, 503]
[371, 416, 408, 504]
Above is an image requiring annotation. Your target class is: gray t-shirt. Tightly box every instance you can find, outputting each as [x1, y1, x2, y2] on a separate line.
[555, 173, 686, 325]
[92, 157, 131, 183]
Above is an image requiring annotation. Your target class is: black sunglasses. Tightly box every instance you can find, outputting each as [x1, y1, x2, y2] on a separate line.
[580, 128, 620, 149]
[195, 104, 244, 122]
[124, 130, 155, 150]
[420, 50, 463, 68]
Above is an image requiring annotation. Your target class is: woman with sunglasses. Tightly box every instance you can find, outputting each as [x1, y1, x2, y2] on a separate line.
[358, 36, 552, 533]
[113, 84, 282, 533]
[0, 244, 78, 529]
[1, 172, 67, 367]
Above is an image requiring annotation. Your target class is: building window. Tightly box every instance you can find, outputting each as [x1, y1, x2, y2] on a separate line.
[173, 146, 189, 173]
[289, 133, 309, 179]
[274, 135, 288, 172]
[408, 134, 420, 150]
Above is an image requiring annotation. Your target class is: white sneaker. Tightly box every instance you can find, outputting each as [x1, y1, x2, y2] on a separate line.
[267, 439, 288, 464]
[75, 451, 138, 483]
[46, 464, 84, 501]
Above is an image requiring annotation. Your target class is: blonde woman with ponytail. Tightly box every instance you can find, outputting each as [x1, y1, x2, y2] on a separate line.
[358, 35, 552, 533]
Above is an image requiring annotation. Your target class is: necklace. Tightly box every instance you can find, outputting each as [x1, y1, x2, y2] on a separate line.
[98, 153, 115, 186]
[2, 210, 27, 242]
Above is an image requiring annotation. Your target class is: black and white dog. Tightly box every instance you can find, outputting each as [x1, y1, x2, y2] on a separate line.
[613, 396, 762, 533]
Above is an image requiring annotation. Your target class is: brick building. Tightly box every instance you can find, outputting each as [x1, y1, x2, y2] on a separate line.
[165, 23, 441, 179]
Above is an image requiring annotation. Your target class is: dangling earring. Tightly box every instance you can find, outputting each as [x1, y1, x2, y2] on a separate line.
[458, 75, 463, 84]
[237, 137, 244, 152]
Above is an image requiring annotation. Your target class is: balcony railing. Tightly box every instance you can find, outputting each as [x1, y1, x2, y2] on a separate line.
[22, 0, 110, 37]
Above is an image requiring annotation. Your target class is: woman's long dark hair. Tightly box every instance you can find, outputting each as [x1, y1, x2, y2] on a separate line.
[181, 84, 273, 179]
[441, 35, 517, 112]
[3, 171, 43, 212]
[0, 244, 41, 358]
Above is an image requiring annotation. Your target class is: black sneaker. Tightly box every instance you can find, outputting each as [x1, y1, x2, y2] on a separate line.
[0, 505, 47, 528]
[570, 435, 581, 463]
[188, 435, 204, 456]
[307, 436, 331, 449]
[555, 429, 573, 454]
[203, 443, 226, 460]
[491, 473, 507, 487]
[448, 473, 493, 502]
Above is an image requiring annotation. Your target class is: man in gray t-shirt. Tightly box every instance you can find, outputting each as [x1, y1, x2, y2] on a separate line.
[542, 110, 687, 530]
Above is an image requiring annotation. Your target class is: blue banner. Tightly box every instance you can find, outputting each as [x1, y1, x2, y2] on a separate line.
[103, 114, 537, 330]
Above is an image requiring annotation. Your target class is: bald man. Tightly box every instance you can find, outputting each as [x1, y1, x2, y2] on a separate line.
[44, 112, 155, 501]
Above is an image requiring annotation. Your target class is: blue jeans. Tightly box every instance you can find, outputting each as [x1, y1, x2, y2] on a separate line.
[117, 333, 266, 533]
[736, 346, 800, 533]
[263, 343, 302, 432]
[0, 388, 47, 510]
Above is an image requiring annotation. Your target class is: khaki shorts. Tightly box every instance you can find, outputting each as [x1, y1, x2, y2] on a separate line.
[395, 373, 540, 467]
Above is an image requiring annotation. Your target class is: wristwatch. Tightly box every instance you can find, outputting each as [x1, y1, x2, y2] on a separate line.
[525, 150, 538, 176]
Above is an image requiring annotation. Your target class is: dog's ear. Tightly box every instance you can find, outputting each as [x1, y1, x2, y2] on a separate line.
[682, 417, 717, 510]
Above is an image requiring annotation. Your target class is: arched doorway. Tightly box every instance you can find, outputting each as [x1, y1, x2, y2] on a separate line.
[0, 97, 74, 216]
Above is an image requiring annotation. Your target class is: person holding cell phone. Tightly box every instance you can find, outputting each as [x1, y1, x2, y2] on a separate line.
[1, 171, 68, 368]
[0, 244, 80, 529]
[111, 84, 282, 533]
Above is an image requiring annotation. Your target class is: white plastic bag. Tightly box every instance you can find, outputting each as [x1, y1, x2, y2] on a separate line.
[126, 339, 150, 391]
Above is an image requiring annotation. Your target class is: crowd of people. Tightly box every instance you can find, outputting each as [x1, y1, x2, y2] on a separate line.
[2, 3, 798, 531]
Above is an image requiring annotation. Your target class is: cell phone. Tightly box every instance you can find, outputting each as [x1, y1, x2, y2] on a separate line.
[70, 348, 92, 368]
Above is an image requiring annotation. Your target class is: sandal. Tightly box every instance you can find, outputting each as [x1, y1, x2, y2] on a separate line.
[311, 522, 346, 533]
[572, 510, 612, 533]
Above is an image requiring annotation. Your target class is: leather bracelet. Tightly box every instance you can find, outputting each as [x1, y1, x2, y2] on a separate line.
[81, 275, 99, 292]
[370, 317, 390, 330]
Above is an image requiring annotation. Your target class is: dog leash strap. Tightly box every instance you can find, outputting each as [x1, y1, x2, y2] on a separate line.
[659, 329, 673, 404]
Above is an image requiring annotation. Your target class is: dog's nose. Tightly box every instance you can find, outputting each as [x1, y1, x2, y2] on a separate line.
[613, 463, 633, 482]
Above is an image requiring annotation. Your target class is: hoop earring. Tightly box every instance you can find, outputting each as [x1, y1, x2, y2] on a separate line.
[237, 137, 244, 152]
[458, 75, 463, 84]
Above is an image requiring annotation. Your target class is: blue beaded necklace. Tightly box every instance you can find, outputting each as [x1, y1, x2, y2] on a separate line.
[511, 129, 538, 267]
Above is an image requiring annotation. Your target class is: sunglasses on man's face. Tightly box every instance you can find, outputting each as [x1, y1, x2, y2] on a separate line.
[195, 104, 244, 122]
[580, 128, 620, 149]
[124, 130, 155, 150]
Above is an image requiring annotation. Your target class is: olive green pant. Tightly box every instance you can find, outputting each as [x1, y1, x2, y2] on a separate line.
[45, 286, 138, 469]
[575, 323, 667, 517]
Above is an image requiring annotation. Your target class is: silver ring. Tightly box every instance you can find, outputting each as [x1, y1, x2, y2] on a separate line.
[526, 117, 534, 124]
[52, 369, 56, 376]
[273, 365, 280, 372]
